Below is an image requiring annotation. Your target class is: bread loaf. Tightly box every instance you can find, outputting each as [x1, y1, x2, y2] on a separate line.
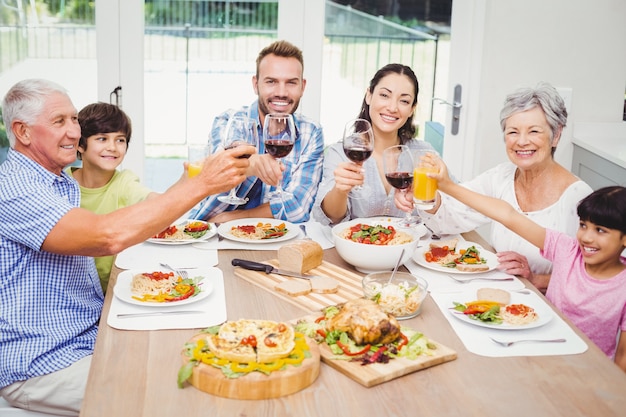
[476, 288, 511, 305]
[278, 239, 323, 274]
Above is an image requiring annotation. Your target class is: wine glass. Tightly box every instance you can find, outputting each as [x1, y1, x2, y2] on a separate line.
[263, 113, 295, 199]
[217, 116, 259, 205]
[342, 118, 374, 194]
[383, 145, 420, 228]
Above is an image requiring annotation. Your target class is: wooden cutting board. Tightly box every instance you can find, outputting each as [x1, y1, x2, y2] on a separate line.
[233, 259, 364, 312]
[297, 315, 457, 387]
[181, 333, 321, 399]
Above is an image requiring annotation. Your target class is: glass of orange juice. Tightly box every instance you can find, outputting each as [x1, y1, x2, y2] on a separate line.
[412, 150, 438, 210]
[188, 145, 210, 178]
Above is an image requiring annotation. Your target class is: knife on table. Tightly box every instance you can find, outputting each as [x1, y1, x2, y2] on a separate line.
[232, 259, 320, 280]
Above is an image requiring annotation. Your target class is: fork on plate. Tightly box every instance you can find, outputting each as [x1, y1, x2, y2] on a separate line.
[159, 263, 188, 279]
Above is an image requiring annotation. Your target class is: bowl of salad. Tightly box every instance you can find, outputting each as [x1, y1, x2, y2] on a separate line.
[362, 271, 428, 319]
[331, 218, 426, 273]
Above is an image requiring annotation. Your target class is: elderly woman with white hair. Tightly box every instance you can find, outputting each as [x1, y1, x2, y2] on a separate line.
[396, 82, 592, 290]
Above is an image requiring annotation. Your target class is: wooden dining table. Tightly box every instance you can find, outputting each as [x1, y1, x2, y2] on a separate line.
[81, 231, 626, 417]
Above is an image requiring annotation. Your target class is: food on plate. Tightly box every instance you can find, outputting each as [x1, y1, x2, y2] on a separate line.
[295, 300, 438, 365]
[476, 287, 511, 305]
[153, 221, 210, 240]
[340, 223, 412, 245]
[500, 304, 539, 325]
[425, 239, 458, 264]
[178, 319, 312, 386]
[130, 271, 203, 303]
[452, 289, 539, 326]
[424, 240, 489, 271]
[230, 222, 288, 240]
[278, 239, 323, 273]
[183, 221, 209, 238]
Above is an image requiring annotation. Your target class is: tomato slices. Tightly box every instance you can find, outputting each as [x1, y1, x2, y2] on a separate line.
[347, 223, 396, 245]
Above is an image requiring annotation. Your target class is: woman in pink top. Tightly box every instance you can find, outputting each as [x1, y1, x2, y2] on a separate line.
[425, 154, 626, 372]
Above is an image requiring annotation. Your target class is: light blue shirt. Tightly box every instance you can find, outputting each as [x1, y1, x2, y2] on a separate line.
[191, 101, 325, 223]
[0, 149, 103, 388]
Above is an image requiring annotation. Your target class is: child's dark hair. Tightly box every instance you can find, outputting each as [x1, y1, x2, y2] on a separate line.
[577, 186, 626, 234]
[77, 102, 132, 159]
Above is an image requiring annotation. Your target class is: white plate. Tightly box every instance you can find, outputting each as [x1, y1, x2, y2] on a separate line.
[413, 241, 498, 274]
[147, 220, 216, 245]
[217, 218, 299, 243]
[448, 291, 553, 330]
[113, 269, 213, 307]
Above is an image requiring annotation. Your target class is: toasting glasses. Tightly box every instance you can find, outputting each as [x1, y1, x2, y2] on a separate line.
[217, 116, 259, 205]
[263, 113, 295, 199]
[382, 145, 420, 228]
[342, 118, 374, 195]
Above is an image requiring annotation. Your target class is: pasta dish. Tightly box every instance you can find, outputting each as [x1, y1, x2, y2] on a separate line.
[131, 271, 201, 303]
[230, 222, 288, 240]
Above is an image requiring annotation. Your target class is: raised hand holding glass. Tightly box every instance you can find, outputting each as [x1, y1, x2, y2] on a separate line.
[217, 116, 259, 205]
[342, 118, 374, 194]
[383, 145, 419, 227]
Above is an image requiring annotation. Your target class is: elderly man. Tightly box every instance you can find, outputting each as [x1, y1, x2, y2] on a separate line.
[0, 79, 255, 415]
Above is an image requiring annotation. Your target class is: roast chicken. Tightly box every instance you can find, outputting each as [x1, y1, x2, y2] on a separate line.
[327, 298, 401, 345]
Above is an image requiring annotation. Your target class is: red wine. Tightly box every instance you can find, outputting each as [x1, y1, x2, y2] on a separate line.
[385, 171, 413, 189]
[225, 143, 252, 159]
[265, 139, 293, 158]
[344, 146, 372, 163]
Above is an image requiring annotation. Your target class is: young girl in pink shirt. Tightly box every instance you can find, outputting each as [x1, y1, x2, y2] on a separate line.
[423, 153, 626, 372]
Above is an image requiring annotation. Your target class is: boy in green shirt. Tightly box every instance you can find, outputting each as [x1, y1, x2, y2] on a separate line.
[66, 103, 158, 292]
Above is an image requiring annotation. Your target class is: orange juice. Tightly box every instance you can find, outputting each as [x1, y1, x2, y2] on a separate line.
[188, 163, 202, 178]
[413, 167, 438, 202]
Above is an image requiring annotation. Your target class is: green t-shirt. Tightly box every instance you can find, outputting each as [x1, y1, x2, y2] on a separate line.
[66, 168, 152, 292]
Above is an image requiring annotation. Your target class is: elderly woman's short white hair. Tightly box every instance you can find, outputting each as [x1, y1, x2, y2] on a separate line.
[499, 82, 568, 142]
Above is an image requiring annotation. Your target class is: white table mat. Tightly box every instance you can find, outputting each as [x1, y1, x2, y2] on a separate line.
[430, 291, 588, 357]
[191, 220, 335, 251]
[114, 242, 218, 270]
[107, 267, 227, 330]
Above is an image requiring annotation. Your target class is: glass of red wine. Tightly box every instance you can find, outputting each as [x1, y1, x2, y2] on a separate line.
[383, 145, 419, 228]
[342, 118, 374, 194]
[217, 115, 259, 205]
[263, 113, 295, 199]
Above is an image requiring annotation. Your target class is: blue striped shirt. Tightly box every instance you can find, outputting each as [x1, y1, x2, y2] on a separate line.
[0, 149, 103, 388]
[191, 101, 325, 223]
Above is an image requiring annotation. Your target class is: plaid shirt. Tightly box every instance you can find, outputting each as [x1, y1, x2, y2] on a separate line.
[0, 149, 103, 388]
[191, 101, 324, 223]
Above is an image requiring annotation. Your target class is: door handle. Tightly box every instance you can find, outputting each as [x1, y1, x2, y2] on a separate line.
[432, 84, 462, 135]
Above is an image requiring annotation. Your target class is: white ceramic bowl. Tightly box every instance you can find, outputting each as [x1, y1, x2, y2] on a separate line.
[362, 271, 429, 319]
[331, 217, 426, 273]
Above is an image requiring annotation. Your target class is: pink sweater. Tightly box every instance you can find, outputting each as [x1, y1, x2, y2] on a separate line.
[543, 229, 626, 358]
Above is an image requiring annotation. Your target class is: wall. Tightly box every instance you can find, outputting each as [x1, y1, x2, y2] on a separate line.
[453, 0, 626, 179]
